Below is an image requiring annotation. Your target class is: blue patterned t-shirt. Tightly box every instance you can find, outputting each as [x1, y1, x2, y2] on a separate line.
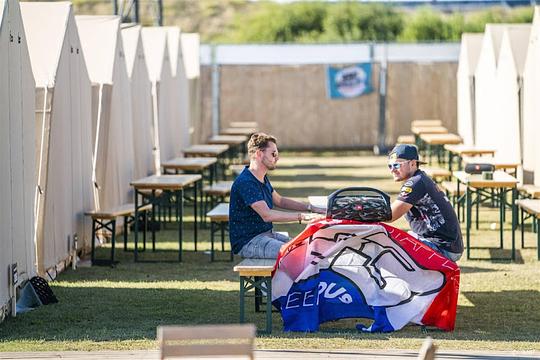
[229, 167, 274, 254]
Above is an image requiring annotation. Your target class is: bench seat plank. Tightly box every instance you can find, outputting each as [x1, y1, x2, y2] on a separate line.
[85, 203, 152, 219]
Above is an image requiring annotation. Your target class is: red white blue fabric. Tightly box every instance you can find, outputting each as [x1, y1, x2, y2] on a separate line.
[271, 219, 460, 332]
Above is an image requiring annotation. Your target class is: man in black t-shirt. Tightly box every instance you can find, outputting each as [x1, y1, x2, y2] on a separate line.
[386, 144, 463, 262]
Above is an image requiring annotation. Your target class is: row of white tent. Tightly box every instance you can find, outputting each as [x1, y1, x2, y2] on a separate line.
[0, 0, 200, 318]
[457, 6, 540, 185]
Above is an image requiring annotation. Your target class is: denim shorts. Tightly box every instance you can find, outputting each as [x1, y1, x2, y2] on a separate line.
[238, 230, 290, 259]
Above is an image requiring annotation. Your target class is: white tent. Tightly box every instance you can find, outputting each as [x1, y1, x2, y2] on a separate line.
[522, 7, 540, 185]
[493, 25, 530, 170]
[76, 16, 135, 211]
[474, 24, 509, 149]
[121, 24, 156, 178]
[21, 1, 94, 274]
[142, 27, 178, 167]
[457, 33, 483, 145]
[181, 33, 201, 146]
[1, 0, 36, 314]
[167, 27, 190, 151]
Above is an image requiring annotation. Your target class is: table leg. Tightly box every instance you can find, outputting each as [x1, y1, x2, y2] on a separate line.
[466, 185, 471, 260]
[266, 278, 272, 334]
[511, 187, 516, 261]
[499, 189, 504, 248]
[134, 189, 139, 262]
[178, 189, 184, 262]
[193, 182, 198, 251]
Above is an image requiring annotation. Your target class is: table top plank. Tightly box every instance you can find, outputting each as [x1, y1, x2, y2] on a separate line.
[411, 119, 442, 127]
[229, 121, 258, 129]
[453, 171, 518, 188]
[412, 126, 448, 135]
[208, 135, 248, 145]
[183, 144, 229, 157]
[420, 133, 462, 145]
[444, 144, 496, 156]
[162, 157, 217, 171]
[131, 174, 202, 190]
[220, 127, 257, 136]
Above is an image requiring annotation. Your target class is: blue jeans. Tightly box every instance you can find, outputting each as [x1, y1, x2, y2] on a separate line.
[419, 238, 462, 262]
[408, 231, 461, 262]
[238, 230, 290, 259]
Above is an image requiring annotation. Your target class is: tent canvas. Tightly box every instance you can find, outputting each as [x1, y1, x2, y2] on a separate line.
[181, 33, 200, 145]
[457, 33, 483, 145]
[142, 27, 177, 167]
[474, 24, 509, 149]
[21, 1, 94, 273]
[492, 25, 530, 171]
[1, 0, 36, 314]
[166, 27, 189, 152]
[76, 15, 135, 211]
[121, 24, 155, 178]
[522, 7, 540, 185]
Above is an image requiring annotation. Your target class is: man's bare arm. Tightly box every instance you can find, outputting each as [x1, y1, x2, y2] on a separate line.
[388, 200, 413, 223]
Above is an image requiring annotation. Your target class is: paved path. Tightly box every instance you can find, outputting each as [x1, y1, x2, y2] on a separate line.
[1, 349, 539, 359]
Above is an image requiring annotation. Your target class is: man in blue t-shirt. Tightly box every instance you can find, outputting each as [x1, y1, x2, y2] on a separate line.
[386, 144, 463, 262]
[229, 133, 325, 259]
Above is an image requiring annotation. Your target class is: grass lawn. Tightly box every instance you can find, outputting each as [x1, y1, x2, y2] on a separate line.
[1, 152, 539, 352]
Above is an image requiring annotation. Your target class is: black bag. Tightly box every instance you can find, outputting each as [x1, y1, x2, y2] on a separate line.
[464, 163, 495, 174]
[327, 187, 392, 222]
[29, 276, 58, 305]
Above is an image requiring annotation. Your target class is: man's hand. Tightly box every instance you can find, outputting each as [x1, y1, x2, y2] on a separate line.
[301, 213, 326, 222]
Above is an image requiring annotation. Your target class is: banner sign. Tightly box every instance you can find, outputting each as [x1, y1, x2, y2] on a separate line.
[326, 63, 373, 99]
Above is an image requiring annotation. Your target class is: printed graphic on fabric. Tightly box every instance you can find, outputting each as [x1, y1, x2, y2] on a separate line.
[407, 193, 446, 233]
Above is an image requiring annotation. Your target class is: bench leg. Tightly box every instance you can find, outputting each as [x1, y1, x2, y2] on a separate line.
[91, 219, 97, 264]
[521, 207, 525, 248]
[239, 276, 245, 323]
[194, 182, 198, 252]
[210, 221, 215, 262]
[265, 277, 272, 334]
[110, 219, 116, 264]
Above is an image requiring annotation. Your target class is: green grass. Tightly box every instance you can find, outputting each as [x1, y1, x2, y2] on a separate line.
[1, 152, 540, 352]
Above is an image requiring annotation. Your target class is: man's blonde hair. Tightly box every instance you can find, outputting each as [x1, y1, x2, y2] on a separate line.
[247, 132, 277, 157]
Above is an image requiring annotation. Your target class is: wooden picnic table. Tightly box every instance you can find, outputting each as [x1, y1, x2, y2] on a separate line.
[220, 127, 257, 136]
[422, 167, 452, 182]
[444, 144, 496, 171]
[208, 135, 248, 145]
[453, 170, 518, 261]
[131, 174, 202, 262]
[411, 126, 448, 135]
[419, 133, 462, 165]
[229, 121, 258, 129]
[411, 119, 443, 127]
[183, 144, 229, 157]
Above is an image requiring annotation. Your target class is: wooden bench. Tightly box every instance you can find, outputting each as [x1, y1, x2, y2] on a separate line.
[233, 258, 276, 334]
[423, 167, 452, 183]
[516, 199, 540, 259]
[157, 324, 255, 359]
[206, 203, 232, 262]
[518, 184, 540, 199]
[397, 135, 415, 145]
[85, 203, 152, 266]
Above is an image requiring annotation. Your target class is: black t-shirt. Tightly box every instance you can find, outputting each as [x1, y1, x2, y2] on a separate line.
[397, 170, 463, 254]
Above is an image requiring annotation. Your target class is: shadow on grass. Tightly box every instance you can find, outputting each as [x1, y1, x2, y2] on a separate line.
[456, 290, 540, 342]
[458, 266, 502, 274]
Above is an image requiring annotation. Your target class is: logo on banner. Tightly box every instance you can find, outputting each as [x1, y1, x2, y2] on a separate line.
[327, 63, 372, 99]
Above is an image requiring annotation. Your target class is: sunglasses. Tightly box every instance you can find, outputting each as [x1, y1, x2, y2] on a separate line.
[387, 160, 410, 170]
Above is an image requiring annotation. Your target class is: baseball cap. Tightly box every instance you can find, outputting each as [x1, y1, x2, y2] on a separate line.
[388, 144, 427, 164]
